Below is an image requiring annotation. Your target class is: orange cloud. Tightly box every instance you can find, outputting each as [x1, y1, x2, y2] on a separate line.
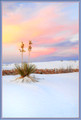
[2, 4, 60, 44]
[2, 2, 79, 63]
[2, 3, 79, 46]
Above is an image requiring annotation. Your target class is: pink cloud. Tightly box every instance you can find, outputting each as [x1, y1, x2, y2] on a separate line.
[31, 47, 56, 58]
[53, 46, 79, 57]
[2, 3, 79, 46]
[2, 3, 79, 62]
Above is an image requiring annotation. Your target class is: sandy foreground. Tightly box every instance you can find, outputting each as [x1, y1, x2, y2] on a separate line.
[2, 72, 79, 118]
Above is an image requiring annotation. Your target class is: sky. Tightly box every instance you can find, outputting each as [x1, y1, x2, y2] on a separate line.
[2, 2, 79, 64]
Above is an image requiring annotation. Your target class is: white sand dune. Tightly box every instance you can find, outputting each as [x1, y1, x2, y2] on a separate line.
[2, 60, 79, 70]
[2, 72, 79, 118]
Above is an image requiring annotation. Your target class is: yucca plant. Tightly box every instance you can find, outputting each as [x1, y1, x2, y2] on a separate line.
[15, 63, 36, 77]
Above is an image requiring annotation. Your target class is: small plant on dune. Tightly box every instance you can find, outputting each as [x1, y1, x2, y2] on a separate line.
[15, 63, 36, 77]
[67, 66, 73, 72]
